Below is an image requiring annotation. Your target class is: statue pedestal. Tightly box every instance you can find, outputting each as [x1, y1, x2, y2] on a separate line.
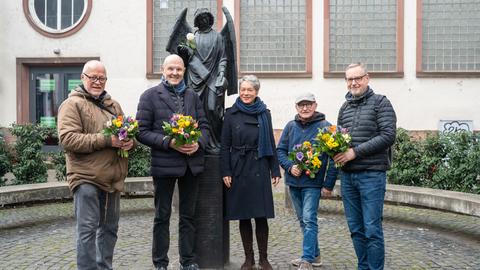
[194, 155, 229, 269]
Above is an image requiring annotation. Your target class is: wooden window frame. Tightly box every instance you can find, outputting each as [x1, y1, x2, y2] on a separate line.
[22, 0, 92, 39]
[416, 0, 480, 78]
[234, 0, 312, 78]
[146, 0, 224, 79]
[16, 57, 99, 124]
[323, 0, 404, 78]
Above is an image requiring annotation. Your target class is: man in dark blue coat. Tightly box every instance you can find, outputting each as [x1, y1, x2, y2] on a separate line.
[136, 54, 209, 270]
[334, 63, 396, 270]
[277, 92, 338, 270]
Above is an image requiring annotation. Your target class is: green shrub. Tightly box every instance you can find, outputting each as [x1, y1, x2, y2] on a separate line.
[128, 143, 151, 177]
[388, 128, 424, 186]
[429, 132, 480, 193]
[0, 134, 11, 186]
[9, 123, 52, 185]
[50, 150, 66, 181]
[389, 129, 480, 194]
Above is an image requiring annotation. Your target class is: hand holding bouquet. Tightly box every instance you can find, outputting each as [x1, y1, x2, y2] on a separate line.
[288, 141, 322, 179]
[162, 114, 202, 146]
[315, 125, 351, 167]
[103, 115, 138, 158]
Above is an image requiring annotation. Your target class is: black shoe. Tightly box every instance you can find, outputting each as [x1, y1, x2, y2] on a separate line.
[155, 266, 167, 270]
[180, 263, 199, 270]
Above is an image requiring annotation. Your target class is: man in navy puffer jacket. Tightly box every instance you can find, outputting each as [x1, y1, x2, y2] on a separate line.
[277, 92, 338, 270]
[334, 63, 396, 270]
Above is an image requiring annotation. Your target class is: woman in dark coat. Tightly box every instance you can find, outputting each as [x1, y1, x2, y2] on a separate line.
[220, 75, 281, 270]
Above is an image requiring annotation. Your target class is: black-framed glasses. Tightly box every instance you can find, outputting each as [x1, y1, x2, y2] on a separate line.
[83, 73, 107, 83]
[296, 102, 314, 109]
[345, 74, 367, 83]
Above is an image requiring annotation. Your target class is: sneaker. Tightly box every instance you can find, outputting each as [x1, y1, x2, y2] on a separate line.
[291, 256, 322, 267]
[180, 263, 199, 270]
[298, 261, 313, 270]
[155, 266, 167, 270]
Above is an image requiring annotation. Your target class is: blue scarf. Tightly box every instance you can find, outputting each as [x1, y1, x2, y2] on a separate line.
[161, 76, 186, 95]
[234, 97, 274, 158]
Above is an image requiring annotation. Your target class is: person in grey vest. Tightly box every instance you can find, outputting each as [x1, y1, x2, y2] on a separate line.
[334, 63, 396, 270]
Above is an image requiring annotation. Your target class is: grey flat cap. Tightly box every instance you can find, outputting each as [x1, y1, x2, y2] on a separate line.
[295, 92, 316, 104]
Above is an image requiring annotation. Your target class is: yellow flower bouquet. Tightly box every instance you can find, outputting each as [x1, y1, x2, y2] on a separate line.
[315, 125, 351, 167]
[288, 141, 322, 179]
[103, 115, 139, 158]
[162, 114, 202, 146]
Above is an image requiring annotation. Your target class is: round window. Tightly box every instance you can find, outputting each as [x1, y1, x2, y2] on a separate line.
[24, 0, 92, 38]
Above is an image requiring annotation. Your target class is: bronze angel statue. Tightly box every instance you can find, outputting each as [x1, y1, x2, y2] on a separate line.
[166, 7, 238, 155]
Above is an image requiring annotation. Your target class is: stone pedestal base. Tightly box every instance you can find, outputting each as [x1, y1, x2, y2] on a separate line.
[194, 155, 229, 268]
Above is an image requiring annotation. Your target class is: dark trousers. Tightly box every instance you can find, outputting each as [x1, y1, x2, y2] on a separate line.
[152, 169, 200, 268]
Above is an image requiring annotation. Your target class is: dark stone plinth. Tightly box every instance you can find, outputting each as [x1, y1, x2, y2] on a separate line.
[194, 155, 229, 269]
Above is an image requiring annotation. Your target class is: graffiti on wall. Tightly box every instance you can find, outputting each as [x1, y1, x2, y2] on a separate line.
[438, 120, 473, 135]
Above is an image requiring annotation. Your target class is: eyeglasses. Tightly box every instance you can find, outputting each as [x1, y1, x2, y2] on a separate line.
[83, 73, 107, 83]
[296, 103, 314, 109]
[345, 74, 367, 83]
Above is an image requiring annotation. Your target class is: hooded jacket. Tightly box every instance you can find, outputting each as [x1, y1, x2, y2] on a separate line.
[57, 86, 128, 192]
[277, 112, 338, 188]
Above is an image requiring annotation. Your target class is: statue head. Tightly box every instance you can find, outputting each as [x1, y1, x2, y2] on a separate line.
[194, 8, 214, 32]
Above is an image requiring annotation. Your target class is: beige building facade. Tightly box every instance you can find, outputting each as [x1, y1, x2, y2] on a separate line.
[1, 0, 479, 132]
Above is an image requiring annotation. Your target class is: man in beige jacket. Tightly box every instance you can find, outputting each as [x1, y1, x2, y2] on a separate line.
[57, 60, 133, 270]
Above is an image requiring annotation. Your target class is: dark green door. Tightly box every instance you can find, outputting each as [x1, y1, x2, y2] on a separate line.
[29, 66, 82, 149]
[29, 66, 82, 128]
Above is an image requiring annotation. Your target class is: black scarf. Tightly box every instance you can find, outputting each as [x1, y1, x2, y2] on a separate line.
[234, 97, 273, 158]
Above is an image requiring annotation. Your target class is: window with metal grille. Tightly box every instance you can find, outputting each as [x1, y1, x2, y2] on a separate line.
[325, 0, 403, 77]
[151, 0, 218, 73]
[238, 0, 312, 77]
[419, 0, 480, 74]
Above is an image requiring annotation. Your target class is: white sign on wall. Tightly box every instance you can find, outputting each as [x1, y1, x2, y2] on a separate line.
[438, 120, 473, 134]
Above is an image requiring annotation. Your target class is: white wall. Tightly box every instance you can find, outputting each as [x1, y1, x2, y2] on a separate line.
[0, 1, 154, 125]
[1, 0, 479, 130]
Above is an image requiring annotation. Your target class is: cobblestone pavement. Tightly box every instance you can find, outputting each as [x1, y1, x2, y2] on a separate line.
[1, 191, 479, 270]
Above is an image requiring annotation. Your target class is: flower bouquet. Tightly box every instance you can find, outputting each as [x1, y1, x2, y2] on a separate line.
[162, 114, 202, 146]
[288, 141, 322, 179]
[315, 125, 351, 167]
[103, 115, 138, 158]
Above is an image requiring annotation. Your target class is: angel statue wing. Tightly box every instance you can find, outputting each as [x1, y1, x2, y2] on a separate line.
[220, 6, 238, 96]
[166, 8, 192, 54]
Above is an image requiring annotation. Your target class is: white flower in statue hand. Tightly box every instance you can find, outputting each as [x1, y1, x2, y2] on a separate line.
[185, 33, 197, 50]
[186, 33, 195, 41]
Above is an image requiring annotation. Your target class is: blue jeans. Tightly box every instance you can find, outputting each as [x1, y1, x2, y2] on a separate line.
[289, 186, 321, 263]
[341, 170, 386, 270]
[74, 183, 120, 270]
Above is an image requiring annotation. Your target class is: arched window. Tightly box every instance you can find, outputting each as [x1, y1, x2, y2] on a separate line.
[23, 0, 92, 38]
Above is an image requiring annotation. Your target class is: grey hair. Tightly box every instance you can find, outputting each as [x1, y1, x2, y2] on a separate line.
[239, 75, 260, 91]
[346, 62, 368, 74]
[82, 60, 106, 75]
